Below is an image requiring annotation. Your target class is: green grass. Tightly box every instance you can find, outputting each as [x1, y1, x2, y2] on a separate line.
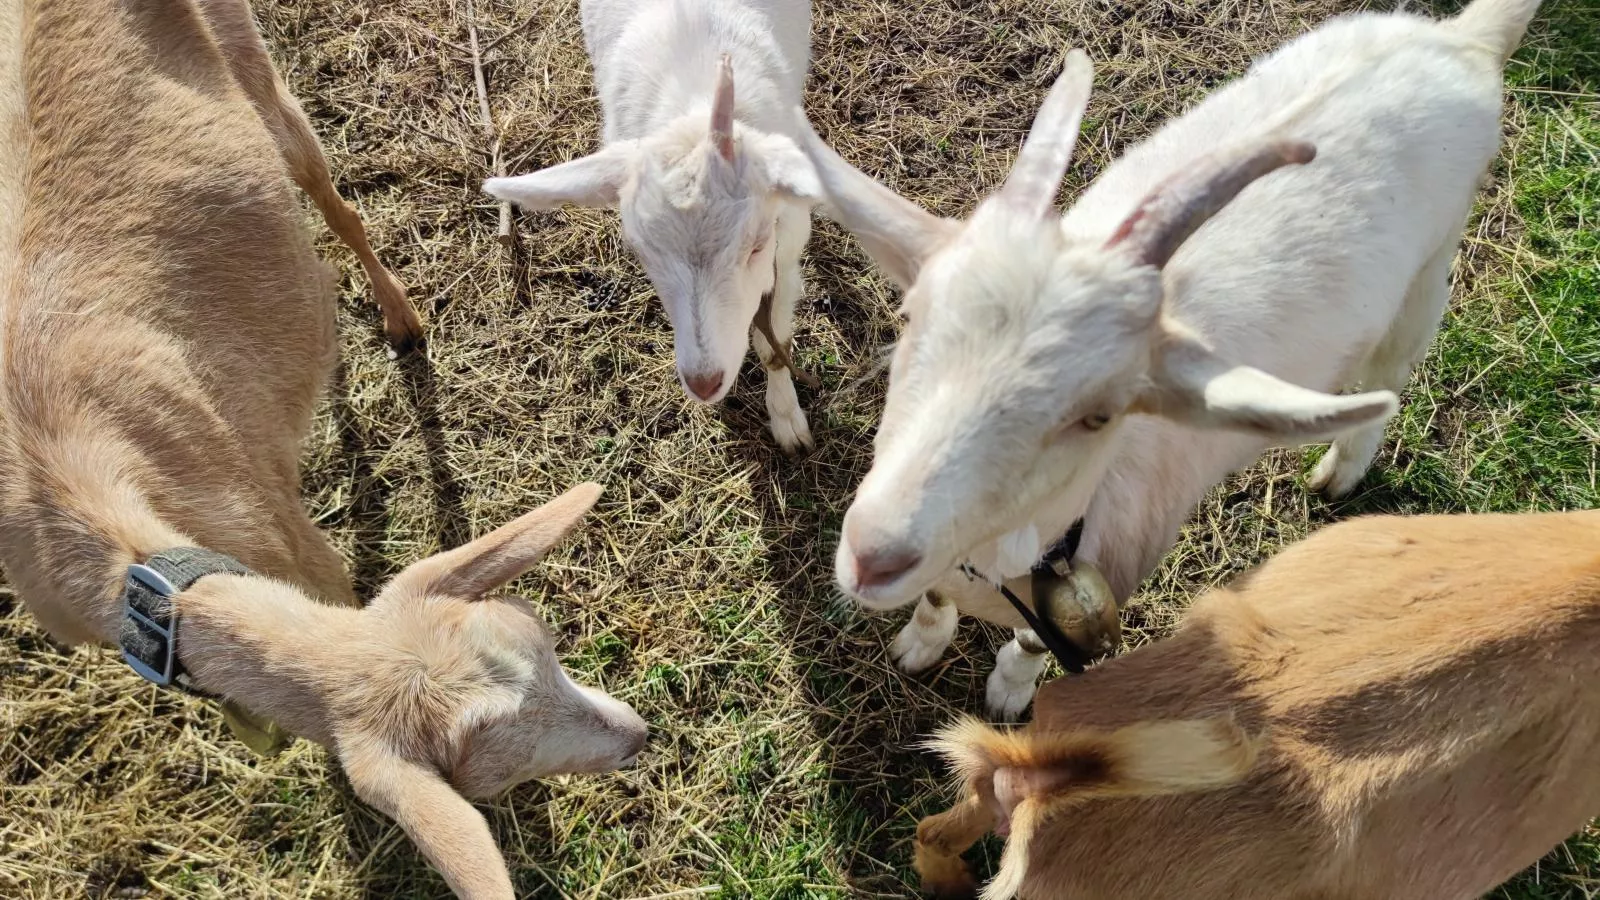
[1, 0, 1596, 898]
[1480, 1, 1600, 895]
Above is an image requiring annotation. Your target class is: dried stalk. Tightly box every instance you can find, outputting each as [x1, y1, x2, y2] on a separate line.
[465, 0, 513, 246]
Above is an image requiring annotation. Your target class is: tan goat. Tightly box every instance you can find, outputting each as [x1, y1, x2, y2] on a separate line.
[0, 0, 643, 897]
[917, 510, 1600, 900]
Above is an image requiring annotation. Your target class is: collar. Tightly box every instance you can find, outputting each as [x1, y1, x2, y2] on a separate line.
[961, 518, 1095, 674]
[119, 547, 251, 696]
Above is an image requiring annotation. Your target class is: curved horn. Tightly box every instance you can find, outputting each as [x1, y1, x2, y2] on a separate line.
[711, 54, 736, 162]
[997, 50, 1094, 219]
[1106, 139, 1316, 268]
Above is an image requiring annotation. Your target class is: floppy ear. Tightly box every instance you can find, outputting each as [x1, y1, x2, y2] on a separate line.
[483, 143, 637, 210]
[386, 482, 603, 601]
[341, 740, 515, 900]
[1138, 320, 1396, 441]
[793, 110, 958, 289]
[754, 131, 822, 202]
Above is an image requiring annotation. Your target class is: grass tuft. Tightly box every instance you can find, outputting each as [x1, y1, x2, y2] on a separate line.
[2, 0, 1597, 898]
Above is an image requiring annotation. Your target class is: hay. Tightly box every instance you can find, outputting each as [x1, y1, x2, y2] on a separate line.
[2, 0, 1591, 897]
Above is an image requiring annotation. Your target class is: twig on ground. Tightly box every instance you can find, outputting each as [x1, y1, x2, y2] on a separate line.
[465, 0, 514, 246]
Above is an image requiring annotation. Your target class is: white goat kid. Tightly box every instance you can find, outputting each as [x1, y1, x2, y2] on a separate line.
[486, 0, 821, 452]
[807, 0, 1533, 717]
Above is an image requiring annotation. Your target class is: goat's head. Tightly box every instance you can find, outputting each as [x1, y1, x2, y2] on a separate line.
[486, 56, 820, 404]
[805, 51, 1396, 609]
[324, 483, 645, 895]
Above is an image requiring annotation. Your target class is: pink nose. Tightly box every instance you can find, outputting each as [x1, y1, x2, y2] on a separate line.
[854, 547, 922, 589]
[684, 371, 725, 401]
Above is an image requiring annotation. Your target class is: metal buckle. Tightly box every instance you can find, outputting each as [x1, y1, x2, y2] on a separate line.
[122, 563, 179, 686]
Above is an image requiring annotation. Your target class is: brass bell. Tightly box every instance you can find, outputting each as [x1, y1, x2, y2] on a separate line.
[1031, 559, 1121, 658]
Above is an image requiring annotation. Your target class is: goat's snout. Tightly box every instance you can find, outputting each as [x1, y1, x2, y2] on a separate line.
[622, 717, 649, 761]
[855, 546, 922, 589]
[683, 369, 726, 402]
[843, 513, 924, 596]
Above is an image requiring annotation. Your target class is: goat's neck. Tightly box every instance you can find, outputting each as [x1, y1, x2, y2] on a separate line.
[175, 573, 365, 747]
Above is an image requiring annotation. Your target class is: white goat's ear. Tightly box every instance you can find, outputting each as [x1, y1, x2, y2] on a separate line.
[793, 111, 957, 289]
[384, 482, 602, 601]
[340, 739, 515, 900]
[755, 132, 822, 202]
[483, 144, 636, 210]
[1139, 320, 1396, 441]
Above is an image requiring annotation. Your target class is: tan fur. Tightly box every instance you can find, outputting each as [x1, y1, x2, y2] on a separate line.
[0, 2, 638, 897]
[917, 510, 1600, 900]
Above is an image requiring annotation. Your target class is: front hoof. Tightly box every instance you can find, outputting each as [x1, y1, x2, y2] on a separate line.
[383, 306, 426, 359]
[891, 599, 958, 674]
[915, 845, 979, 899]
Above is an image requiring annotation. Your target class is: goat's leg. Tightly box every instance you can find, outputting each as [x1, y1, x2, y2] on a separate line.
[199, 0, 422, 355]
[986, 629, 1049, 721]
[914, 791, 995, 900]
[891, 592, 958, 673]
[751, 206, 814, 453]
[1310, 241, 1453, 497]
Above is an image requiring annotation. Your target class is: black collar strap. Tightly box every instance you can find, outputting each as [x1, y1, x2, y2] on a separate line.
[961, 518, 1093, 675]
[119, 547, 251, 696]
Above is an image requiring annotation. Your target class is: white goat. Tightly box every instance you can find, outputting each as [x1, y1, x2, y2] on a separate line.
[485, 0, 822, 452]
[804, 0, 1539, 717]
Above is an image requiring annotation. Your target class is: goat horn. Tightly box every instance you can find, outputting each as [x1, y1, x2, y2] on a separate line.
[1105, 139, 1316, 268]
[711, 54, 736, 163]
[997, 49, 1094, 220]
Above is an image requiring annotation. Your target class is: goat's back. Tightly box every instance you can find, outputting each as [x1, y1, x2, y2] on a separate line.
[0, 0, 338, 642]
[7, 0, 336, 430]
[1019, 511, 1600, 899]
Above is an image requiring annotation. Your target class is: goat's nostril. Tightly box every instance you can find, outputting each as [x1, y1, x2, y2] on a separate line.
[684, 371, 725, 401]
[627, 726, 648, 759]
[854, 548, 922, 588]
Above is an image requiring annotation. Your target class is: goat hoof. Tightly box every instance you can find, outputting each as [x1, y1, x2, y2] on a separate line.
[891, 599, 958, 674]
[1307, 448, 1365, 498]
[769, 409, 814, 454]
[384, 310, 426, 359]
[915, 847, 979, 900]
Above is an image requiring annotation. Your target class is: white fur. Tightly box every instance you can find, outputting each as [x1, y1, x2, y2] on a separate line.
[807, 7, 1520, 716]
[891, 594, 959, 674]
[817, 10, 1511, 606]
[484, 0, 822, 451]
[987, 633, 1049, 721]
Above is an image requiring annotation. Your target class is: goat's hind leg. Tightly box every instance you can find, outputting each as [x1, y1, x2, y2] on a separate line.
[892, 592, 958, 673]
[1309, 241, 1453, 497]
[915, 791, 996, 900]
[752, 206, 814, 453]
[199, 0, 423, 356]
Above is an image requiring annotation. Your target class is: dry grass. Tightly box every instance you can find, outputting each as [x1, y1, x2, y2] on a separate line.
[3, 0, 1597, 897]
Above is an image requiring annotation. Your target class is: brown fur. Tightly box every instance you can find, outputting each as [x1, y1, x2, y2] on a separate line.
[0, 2, 639, 897]
[917, 510, 1600, 900]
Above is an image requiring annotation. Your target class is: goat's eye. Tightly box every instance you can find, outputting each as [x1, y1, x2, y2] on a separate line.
[1082, 413, 1111, 431]
[749, 241, 766, 259]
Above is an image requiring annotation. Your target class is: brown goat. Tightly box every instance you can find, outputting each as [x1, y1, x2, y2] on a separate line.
[0, 0, 643, 897]
[918, 510, 1600, 900]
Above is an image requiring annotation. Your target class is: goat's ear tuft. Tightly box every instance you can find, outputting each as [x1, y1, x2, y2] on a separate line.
[382, 483, 603, 602]
[757, 132, 822, 202]
[1140, 319, 1395, 441]
[484, 143, 637, 210]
